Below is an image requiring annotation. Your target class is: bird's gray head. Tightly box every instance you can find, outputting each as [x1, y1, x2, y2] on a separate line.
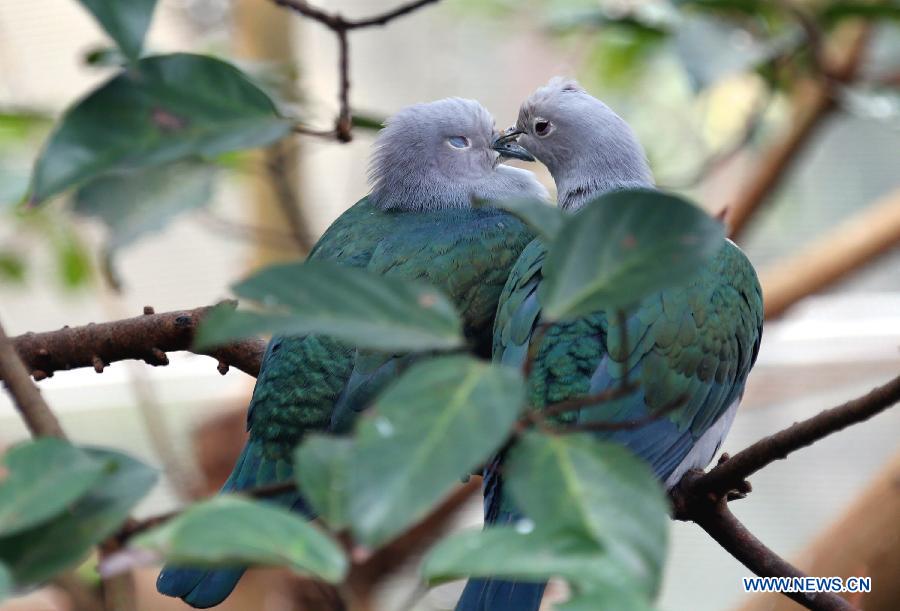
[494, 78, 654, 210]
[368, 97, 548, 212]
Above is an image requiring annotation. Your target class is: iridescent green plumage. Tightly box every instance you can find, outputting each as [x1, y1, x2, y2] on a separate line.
[157, 197, 533, 608]
[489, 236, 763, 511]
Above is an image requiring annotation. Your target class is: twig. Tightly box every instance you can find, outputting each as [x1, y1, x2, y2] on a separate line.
[10, 304, 266, 380]
[689, 497, 854, 611]
[533, 383, 638, 422]
[114, 480, 298, 544]
[273, 0, 442, 141]
[195, 209, 304, 250]
[686, 374, 900, 499]
[348, 479, 480, 591]
[556, 393, 687, 433]
[0, 316, 66, 438]
[265, 142, 315, 252]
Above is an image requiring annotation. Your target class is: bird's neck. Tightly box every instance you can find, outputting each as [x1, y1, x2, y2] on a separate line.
[554, 160, 654, 211]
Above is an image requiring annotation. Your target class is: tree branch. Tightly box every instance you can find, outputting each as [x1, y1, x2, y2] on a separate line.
[760, 187, 900, 318]
[665, 374, 900, 610]
[273, 0, 442, 141]
[689, 498, 853, 611]
[0, 316, 66, 438]
[684, 374, 900, 500]
[10, 305, 266, 380]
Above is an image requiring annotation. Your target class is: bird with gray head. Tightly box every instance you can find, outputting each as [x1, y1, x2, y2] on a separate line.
[493, 77, 653, 208]
[157, 97, 548, 609]
[458, 79, 763, 611]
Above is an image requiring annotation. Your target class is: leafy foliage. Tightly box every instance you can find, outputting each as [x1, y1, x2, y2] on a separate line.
[294, 435, 353, 530]
[77, 0, 158, 60]
[486, 197, 566, 241]
[196, 260, 464, 352]
[73, 160, 216, 285]
[348, 356, 524, 546]
[540, 189, 724, 319]
[0, 445, 156, 587]
[0, 439, 108, 537]
[134, 496, 347, 583]
[423, 433, 668, 603]
[30, 53, 291, 203]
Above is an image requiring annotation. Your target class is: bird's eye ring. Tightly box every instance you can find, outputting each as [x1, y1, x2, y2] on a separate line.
[534, 119, 552, 137]
[448, 136, 470, 149]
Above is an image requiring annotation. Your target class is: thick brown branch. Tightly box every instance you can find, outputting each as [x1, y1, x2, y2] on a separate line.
[688, 374, 900, 500]
[760, 188, 900, 318]
[349, 478, 480, 589]
[689, 498, 853, 611]
[11, 305, 266, 380]
[0, 317, 66, 438]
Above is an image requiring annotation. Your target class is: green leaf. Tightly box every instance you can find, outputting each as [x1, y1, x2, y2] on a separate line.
[484, 198, 565, 242]
[77, 0, 157, 60]
[0, 439, 108, 537]
[422, 526, 632, 588]
[30, 53, 291, 202]
[349, 356, 524, 547]
[0, 563, 10, 602]
[351, 112, 386, 131]
[540, 189, 724, 319]
[73, 160, 215, 252]
[294, 435, 353, 530]
[0, 252, 25, 284]
[0, 448, 156, 586]
[55, 232, 92, 288]
[134, 496, 347, 583]
[506, 432, 669, 594]
[196, 260, 464, 352]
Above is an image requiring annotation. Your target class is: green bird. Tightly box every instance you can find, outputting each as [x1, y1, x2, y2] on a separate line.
[157, 97, 546, 608]
[458, 79, 764, 611]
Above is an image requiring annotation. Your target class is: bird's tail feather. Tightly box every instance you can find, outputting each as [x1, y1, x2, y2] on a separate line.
[156, 437, 306, 608]
[456, 577, 547, 611]
[455, 508, 547, 611]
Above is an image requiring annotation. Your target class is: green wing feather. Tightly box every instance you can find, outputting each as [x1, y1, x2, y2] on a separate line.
[493, 238, 764, 479]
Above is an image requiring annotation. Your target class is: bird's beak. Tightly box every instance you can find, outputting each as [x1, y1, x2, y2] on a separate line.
[491, 129, 534, 162]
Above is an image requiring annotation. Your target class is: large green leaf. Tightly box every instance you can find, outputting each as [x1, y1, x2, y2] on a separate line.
[30, 53, 291, 202]
[196, 260, 464, 352]
[294, 435, 353, 530]
[348, 356, 524, 547]
[78, 0, 157, 60]
[507, 433, 669, 594]
[134, 496, 347, 583]
[0, 448, 156, 586]
[540, 189, 723, 319]
[422, 526, 632, 588]
[0, 439, 108, 537]
[73, 160, 215, 252]
[485, 197, 565, 242]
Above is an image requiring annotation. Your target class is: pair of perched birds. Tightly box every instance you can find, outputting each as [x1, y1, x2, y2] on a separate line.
[158, 78, 764, 610]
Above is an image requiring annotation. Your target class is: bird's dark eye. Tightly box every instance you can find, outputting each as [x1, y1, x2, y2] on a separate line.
[448, 136, 470, 149]
[534, 120, 551, 136]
